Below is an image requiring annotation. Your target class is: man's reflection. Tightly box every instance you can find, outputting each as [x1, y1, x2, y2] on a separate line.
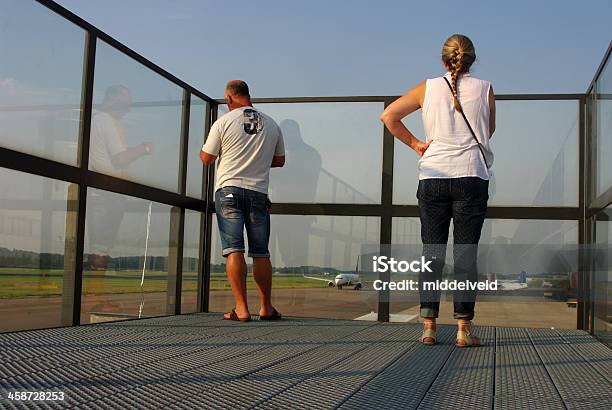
[85, 85, 153, 313]
[270, 120, 321, 269]
[89, 85, 153, 176]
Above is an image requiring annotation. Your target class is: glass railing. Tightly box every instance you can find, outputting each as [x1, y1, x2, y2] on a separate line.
[0, 0, 609, 341]
[394, 100, 579, 206]
[587, 43, 612, 344]
[0, 0, 211, 331]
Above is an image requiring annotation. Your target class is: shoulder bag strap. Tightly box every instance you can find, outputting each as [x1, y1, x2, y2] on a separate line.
[443, 76, 489, 170]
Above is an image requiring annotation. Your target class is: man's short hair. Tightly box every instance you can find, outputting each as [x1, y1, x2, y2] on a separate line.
[225, 80, 250, 99]
[103, 84, 130, 104]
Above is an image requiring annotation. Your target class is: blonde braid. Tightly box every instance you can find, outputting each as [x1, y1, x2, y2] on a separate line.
[441, 34, 476, 112]
[450, 50, 463, 112]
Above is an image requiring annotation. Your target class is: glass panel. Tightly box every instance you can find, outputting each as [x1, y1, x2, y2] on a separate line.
[0, 168, 71, 332]
[594, 211, 611, 344]
[587, 86, 597, 205]
[209, 215, 380, 319]
[393, 100, 579, 206]
[186, 96, 207, 198]
[391, 218, 578, 328]
[248, 103, 384, 203]
[181, 210, 200, 314]
[596, 57, 612, 196]
[81, 188, 171, 324]
[89, 40, 183, 192]
[0, 0, 85, 165]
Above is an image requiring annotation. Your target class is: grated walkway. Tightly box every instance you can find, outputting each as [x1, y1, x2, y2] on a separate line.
[0, 313, 611, 409]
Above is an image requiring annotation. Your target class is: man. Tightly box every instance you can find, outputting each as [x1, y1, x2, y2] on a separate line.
[201, 80, 285, 322]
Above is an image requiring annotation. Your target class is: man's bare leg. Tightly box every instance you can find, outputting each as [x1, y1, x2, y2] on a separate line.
[252, 257, 275, 317]
[223, 252, 250, 320]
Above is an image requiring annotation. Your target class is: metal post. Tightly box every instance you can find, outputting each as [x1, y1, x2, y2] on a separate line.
[61, 32, 96, 326]
[587, 85, 598, 334]
[167, 206, 185, 315]
[178, 90, 191, 196]
[61, 184, 80, 326]
[577, 96, 585, 330]
[166, 90, 191, 315]
[198, 102, 216, 312]
[377, 99, 395, 322]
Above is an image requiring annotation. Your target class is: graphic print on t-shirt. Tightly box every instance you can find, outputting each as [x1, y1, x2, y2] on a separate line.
[243, 108, 263, 135]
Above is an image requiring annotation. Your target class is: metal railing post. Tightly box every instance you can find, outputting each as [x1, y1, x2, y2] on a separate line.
[61, 31, 96, 326]
[198, 103, 216, 313]
[377, 99, 395, 322]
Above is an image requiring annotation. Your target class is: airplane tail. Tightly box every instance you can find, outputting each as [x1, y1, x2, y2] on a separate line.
[519, 270, 527, 284]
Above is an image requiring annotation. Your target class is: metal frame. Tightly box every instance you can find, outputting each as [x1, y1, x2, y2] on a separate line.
[581, 40, 612, 337]
[0, 0, 608, 332]
[0, 0, 215, 326]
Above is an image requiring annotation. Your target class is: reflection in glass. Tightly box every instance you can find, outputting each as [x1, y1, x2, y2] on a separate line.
[181, 210, 200, 313]
[89, 40, 183, 192]
[251, 103, 384, 204]
[0, 0, 85, 165]
[393, 100, 579, 206]
[186, 97, 207, 198]
[81, 188, 171, 324]
[391, 217, 578, 328]
[209, 215, 380, 320]
[0, 168, 70, 332]
[596, 57, 612, 196]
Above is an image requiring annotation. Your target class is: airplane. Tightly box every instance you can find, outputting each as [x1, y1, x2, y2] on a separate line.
[497, 270, 528, 291]
[303, 257, 363, 290]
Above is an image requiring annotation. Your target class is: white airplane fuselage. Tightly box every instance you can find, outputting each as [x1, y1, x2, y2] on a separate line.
[335, 273, 360, 287]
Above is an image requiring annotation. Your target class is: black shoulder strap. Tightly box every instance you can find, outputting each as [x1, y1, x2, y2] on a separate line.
[442, 76, 489, 170]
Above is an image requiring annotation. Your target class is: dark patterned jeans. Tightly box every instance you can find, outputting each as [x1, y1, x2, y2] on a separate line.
[417, 177, 489, 320]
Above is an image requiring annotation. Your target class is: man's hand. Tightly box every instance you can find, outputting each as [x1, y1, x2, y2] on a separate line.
[413, 140, 431, 157]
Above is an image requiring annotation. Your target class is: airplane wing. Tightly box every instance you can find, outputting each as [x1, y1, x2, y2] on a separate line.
[303, 276, 323, 281]
[303, 276, 335, 286]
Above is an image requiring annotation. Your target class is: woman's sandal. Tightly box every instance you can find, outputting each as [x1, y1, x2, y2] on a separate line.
[420, 322, 437, 345]
[456, 322, 481, 347]
[223, 308, 251, 322]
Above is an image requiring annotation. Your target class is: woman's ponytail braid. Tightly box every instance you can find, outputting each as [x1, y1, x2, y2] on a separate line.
[441, 35, 476, 112]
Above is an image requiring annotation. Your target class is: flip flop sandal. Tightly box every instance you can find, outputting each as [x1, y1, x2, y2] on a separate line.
[259, 308, 282, 321]
[420, 325, 437, 345]
[223, 308, 251, 322]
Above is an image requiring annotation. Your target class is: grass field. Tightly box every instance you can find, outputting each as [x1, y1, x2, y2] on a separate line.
[0, 269, 327, 298]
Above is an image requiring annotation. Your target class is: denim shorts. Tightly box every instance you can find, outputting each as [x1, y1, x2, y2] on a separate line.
[215, 186, 271, 258]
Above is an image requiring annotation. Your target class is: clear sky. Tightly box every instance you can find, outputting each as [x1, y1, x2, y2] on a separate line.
[54, 0, 612, 98]
[0, 0, 607, 266]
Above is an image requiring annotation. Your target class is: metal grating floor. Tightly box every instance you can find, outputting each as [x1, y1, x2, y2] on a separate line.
[0, 313, 611, 409]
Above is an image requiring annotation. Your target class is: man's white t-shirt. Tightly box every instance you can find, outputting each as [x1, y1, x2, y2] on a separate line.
[89, 111, 127, 177]
[202, 106, 284, 194]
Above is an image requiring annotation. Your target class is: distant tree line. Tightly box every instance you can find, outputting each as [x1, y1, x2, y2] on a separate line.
[0, 247, 344, 274]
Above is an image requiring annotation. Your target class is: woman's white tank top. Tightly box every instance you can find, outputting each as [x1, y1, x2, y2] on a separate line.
[419, 72, 493, 180]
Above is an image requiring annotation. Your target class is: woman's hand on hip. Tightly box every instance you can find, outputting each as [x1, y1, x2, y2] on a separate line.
[413, 140, 432, 157]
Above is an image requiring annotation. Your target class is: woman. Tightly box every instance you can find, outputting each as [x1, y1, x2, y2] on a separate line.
[380, 34, 495, 347]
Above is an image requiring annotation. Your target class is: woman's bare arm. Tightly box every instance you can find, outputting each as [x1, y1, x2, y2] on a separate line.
[379, 80, 430, 156]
